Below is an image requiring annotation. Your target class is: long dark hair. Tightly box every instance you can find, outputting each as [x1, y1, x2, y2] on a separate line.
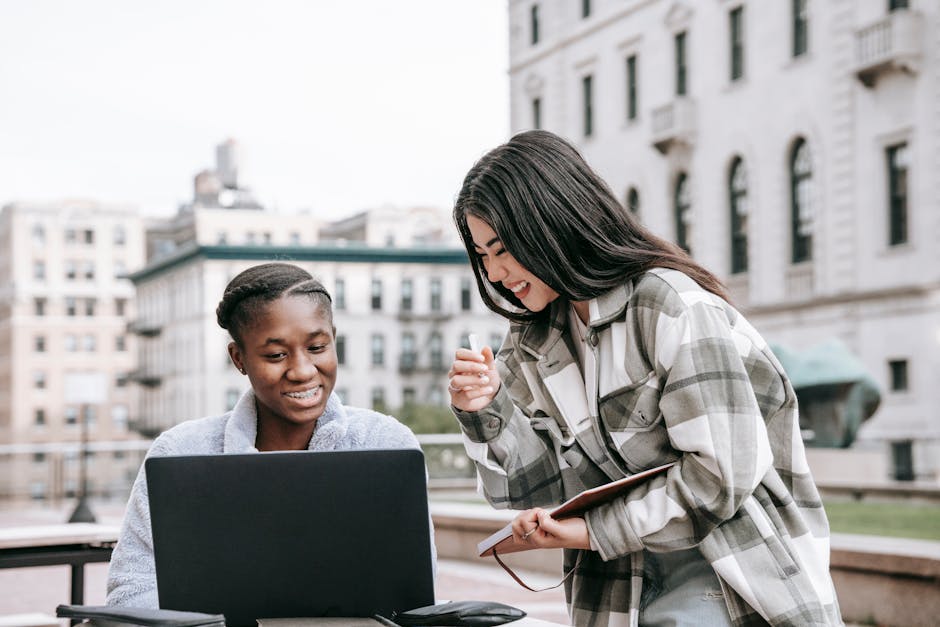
[453, 130, 728, 322]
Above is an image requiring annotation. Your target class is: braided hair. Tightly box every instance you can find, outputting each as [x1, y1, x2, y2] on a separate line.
[216, 262, 333, 346]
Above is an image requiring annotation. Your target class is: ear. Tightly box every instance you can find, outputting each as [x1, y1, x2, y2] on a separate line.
[228, 342, 246, 375]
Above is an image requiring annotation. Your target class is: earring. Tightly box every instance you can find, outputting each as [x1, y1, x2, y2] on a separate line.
[239, 368, 246, 374]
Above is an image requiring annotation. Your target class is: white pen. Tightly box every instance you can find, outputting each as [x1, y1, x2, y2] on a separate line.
[468, 333, 480, 353]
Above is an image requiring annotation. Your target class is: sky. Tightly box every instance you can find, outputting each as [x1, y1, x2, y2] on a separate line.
[0, 0, 510, 219]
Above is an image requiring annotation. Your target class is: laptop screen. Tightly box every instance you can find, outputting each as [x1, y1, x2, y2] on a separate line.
[146, 449, 435, 626]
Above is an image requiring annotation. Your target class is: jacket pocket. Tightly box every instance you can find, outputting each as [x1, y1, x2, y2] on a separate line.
[598, 372, 675, 472]
[598, 371, 661, 431]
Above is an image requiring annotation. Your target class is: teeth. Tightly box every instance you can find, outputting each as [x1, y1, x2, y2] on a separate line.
[285, 388, 319, 399]
[509, 281, 529, 293]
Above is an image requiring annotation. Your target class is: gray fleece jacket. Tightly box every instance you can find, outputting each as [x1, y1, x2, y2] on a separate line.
[106, 389, 432, 608]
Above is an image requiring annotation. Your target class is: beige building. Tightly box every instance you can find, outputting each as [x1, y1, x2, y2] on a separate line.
[508, 0, 938, 479]
[0, 200, 149, 501]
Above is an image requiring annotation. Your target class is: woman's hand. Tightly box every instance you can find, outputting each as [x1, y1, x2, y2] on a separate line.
[448, 344, 500, 412]
[511, 508, 592, 551]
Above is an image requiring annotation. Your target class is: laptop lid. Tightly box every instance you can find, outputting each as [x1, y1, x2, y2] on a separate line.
[146, 449, 435, 627]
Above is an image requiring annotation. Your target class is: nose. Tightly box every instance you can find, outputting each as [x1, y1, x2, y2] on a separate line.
[286, 351, 317, 380]
[484, 256, 507, 282]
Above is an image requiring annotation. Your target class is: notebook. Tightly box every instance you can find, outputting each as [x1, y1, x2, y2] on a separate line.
[146, 449, 435, 627]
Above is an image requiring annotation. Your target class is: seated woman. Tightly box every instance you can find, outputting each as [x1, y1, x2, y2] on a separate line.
[107, 262, 426, 607]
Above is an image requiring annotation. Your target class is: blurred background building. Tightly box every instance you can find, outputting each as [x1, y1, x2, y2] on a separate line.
[0, 200, 148, 502]
[507, 0, 938, 480]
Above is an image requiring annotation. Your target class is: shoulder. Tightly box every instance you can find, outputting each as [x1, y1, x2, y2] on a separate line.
[342, 406, 420, 449]
[633, 268, 725, 315]
[148, 414, 228, 457]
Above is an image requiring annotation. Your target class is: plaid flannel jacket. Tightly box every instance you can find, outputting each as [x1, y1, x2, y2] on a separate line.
[454, 269, 842, 626]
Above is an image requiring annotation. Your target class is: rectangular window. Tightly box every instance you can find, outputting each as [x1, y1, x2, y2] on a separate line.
[675, 31, 687, 96]
[730, 7, 744, 81]
[65, 228, 77, 244]
[371, 334, 385, 366]
[84, 298, 96, 316]
[532, 97, 541, 129]
[65, 260, 77, 280]
[35, 336, 46, 352]
[581, 0, 591, 19]
[83, 261, 95, 280]
[626, 55, 638, 120]
[336, 335, 346, 365]
[111, 405, 129, 429]
[402, 387, 417, 406]
[32, 224, 45, 246]
[83, 229, 94, 244]
[792, 0, 808, 57]
[429, 332, 444, 370]
[34, 298, 47, 316]
[889, 359, 908, 392]
[401, 332, 417, 370]
[114, 225, 126, 245]
[65, 297, 77, 316]
[116, 335, 127, 351]
[115, 298, 127, 316]
[400, 279, 413, 311]
[334, 279, 346, 310]
[460, 278, 472, 311]
[83, 334, 96, 352]
[371, 279, 382, 311]
[371, 387, 386, 412]
[889, 0, 909, 10]
[34, 371, 46, 389]
[34, 260, 46, 280]
[887, 143, 909, 246]
[430, 278, 442, 312]
[582, 74, 594, 137]
[225, 389, 240, 411]
[530, 4, 540, 45]
[65, 334, 77, 352]
[65, 407, 78, 425]
[34, 408, 46, 426]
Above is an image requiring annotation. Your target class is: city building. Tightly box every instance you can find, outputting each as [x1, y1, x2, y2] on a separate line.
[0, 200, 149, 501]
[507, 0, 938, 479]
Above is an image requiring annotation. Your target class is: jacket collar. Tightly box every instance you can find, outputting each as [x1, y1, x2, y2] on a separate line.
[223, 388, 347, 453]
[515, 281, 636, 358]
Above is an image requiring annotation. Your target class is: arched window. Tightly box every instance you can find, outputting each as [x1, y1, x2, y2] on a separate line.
[729, 157, 748, 274]
[790, 139, 813, 263]
[674, 173, 691, 253]
[626, 187, 640, 216]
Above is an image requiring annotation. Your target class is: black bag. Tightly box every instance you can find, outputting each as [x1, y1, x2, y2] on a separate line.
[388, 601, 526, 627]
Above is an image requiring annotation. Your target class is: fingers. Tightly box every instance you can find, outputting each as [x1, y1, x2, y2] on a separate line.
[448, 344, 500, 411]
[511, 508, 542, 543]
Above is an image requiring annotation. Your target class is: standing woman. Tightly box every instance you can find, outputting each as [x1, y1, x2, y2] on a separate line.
[448, 131, 841, 626]
[107, 262, 426, 607]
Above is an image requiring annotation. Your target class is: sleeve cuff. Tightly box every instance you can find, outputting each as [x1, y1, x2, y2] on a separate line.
[585, 501, 644, 561]
[451, 385, 515, 443]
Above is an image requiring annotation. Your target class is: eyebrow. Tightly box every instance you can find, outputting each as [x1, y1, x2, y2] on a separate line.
[473, 236, 501, 251]
[260, 331, 328, 346]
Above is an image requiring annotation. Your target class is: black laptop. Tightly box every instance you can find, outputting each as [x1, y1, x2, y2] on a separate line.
[146, 449, 435, 626]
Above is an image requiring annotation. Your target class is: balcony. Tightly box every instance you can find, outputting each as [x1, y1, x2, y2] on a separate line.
[650, 98, 696, 154]
[126, 319, 162, 337]
[854, 10, 923, 88]
[125, 369, 162, 388]
[396, 309, 452, 323]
